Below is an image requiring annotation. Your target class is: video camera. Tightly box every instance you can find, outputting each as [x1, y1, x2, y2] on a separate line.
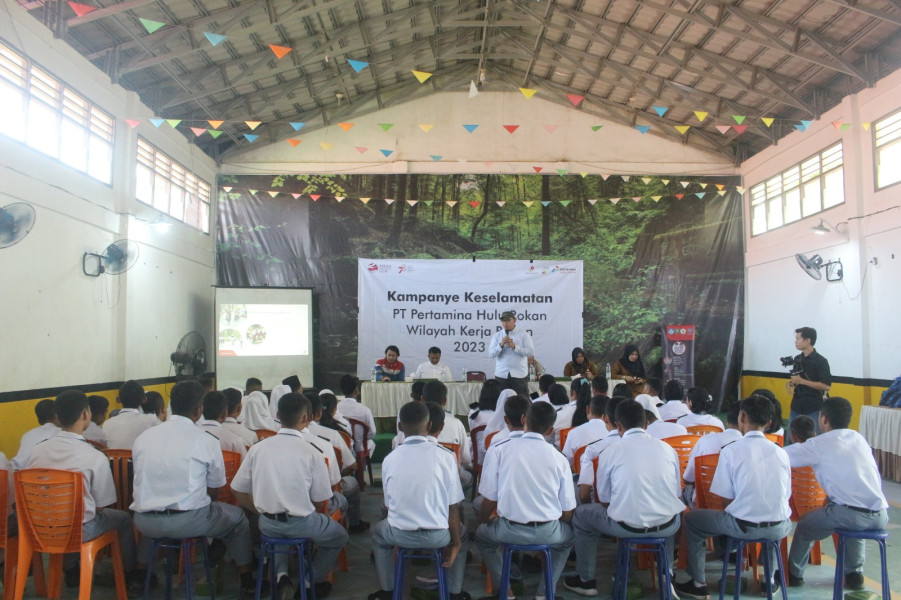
[780, 355, 803, 376]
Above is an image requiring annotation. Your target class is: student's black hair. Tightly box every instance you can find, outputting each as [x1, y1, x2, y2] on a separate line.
[245, 377, 262, 390]
[766, 398, 784, 434]
[428, 346, 441, 355]
[740, 395, 774, 427]
[410, 380, 426, 402]
[795, 327, 817, 346]
[570, 379, 594, 427]
[478, 379, 502, 411]
[118, 380, 145, 409]
[615, 399, 646, 430]
[612, 383, 632, 398]
[547, 383, 569, 406]
[663, 379, 684, 401]
[605, 396, 626, 422]
[590, 395, 608, 418]
[504, 395, 531, 429]
[55, 390, 89, 427]
[686, 386, 713, 415]
[282, 375, 301, 392]
[526, 401, 557, 434]
[644, 377, 663, 396]
[725, 402, 741, 426]
[425, 402, 445, 435]
[88, 395, 109, 417]
[278, 393, 309, 428]
[202, 391, 228, 421]
[34, 398, 56, 424]
[143, 391, 165, 416]
[384, 345, 400, 356]
[308, 393, 323, 416]
[199, 374, 215, 389]
[399, 401, 429, 432]
[423, 380, 448, 405]
[318, 393, 348, 433]
[591, 375, 609, 394]
[538, 373, 556, 393]
[170, 381, 205, 417]
[790, 415, 816, 442]
[339, 374, 358, 397]
[223, 388, 243, 414]
[821, 397, 852, 429]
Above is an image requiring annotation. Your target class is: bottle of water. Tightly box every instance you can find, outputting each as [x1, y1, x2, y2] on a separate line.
[529, 363, 536, 382]
[605, 362, 611, 380]
[371, 366, 377, 382]
[461, 367, 467, 382]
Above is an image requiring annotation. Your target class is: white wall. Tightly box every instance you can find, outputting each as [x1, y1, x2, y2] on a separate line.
[0, 0, 217, 392]
[742, 69, 901, 381]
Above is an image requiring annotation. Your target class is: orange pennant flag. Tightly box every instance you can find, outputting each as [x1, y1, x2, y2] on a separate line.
[208, 120, 224, 129]
[67, 2, 96, 17]
[338, 122, 354, 132]
[287, 139, 301, 146]
[269, 45, 292, 59]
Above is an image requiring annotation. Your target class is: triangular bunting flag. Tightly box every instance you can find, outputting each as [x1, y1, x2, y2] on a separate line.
[430, 155, 442, 162]
[165, 119, 181, 128]
[651, 196, 662, 202]
[496, 201, 505, 207]
[335, 196, 345, 202]
[587, 199, 597, 205]
[269, 45, 292, 59]
[462, 124, 479, 133]
[621, 176, 631, 182]
[696, 192, 706, 199]
[221, 186, 232, 192]
[560, 200, 571, 207]
[469, 201, 480, 208]
[591, 125, 603, 132]
[736, 186, 745, 193]
[446, 201, 457, 207]
[287, 138, 301, 146]
[419, 124, 434, 133]
[567, 94, 585, 107]
[540, 201, 550, 207]
[556, 169, 567, 176]
[794, 121, 812, 132]
[244, 134, 258, 142]
[642, 177, 652, 184]
[483, 162, 494, 168]
[190, 127, 206, 137]
[407, 200, 418, 207]
[125, 119, 141, 129]
[208, 130, 223, 138]
[378, 123, 394, 131]
[717, 190, 726, 196]
[580, 172, 588, 178]
[347, 59, 368, 72]
[863, 123, 871, 130]
[355, 146, 368, 153]
[733, 125, 747, 134]
[203, 32, 227, 46]
[600, 173, 610, 180]
[208, 120, 223, 129]
[675, 193, 684, 200]
[840, 123, 851, 130]
[380, 149, 393, 157]
[291, 193, 301, 199]
[680, 181, 690, 188]
[309, 195, 321, 201]
[675, 125, 690, 135]
[832, 121, 843, 130]
[733, 115, 746, 124]
[245, 121, 261, 130]
[385, 198, 395, 205]
[693, 111, 708, 122]
[519, 88, 537, 99]
[319, 142, 333, 150]
[661, 179, 670, 185]
[544, 125, 558, 134]
[609, 198, 620, 205]
[139, 18, 165, 34]
[653, 106, 668, 117]
[290, 122, 305, 131]
[761, 117, 774, 127]
[632, 197, 642, 202]
[469, 81, 479, 99]
[635, 125, 650, 134]
[338, 122, 354, 132]
[359, 197, 371, 204]
[248, 189, 258, 195]
[411, 70, 432, 83]
[503, 125, 519, 134]
[67, 2, 96, 17]
[523, 201, 534, 208]
[532, 166, 543, 173]
[147, 117, 164, 128]
[267, 191, 279, 198]
[716, 125, 731, 134]
[700, 183, 709, 189]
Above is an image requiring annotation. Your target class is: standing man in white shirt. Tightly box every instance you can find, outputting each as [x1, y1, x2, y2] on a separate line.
[566, 399, 683, 597]
[197, 391, 248, 458]
[337, 374, 377, 455]
[412, 347, 454, 381]
[131, 381, 258, 594]
[783, 396, 889, 591]
[103, 380, 158, 450]
[12, 399, 60, 470]
[488, 309, 535, 397]
[675, 395, 792, 599]
[231, 393, 348, 600]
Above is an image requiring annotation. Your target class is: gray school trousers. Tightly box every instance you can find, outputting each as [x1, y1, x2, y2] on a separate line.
[371, 519, 468, 594]
[789, 502, 888, 577]
[258, 512, 348, 582]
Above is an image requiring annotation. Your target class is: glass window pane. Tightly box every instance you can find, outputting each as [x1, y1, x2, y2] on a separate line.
[136, 164, 154, 204]
[153, 175, 170, 211]
[169, 187, 185, 221]
[199, 201, 210, 234]
[59, 118, 87, 170]
[784, 188, 801, 223]
[88, 136, 112, 184]
[802, 180, 821, 216]
[751, 204, 767, 236]
[0, 80, 25, 140]
[877, 140, 901, 188]
[767, 198, 783, 230]
[26, 100, 59, 157]
[823, 169, 844, 208]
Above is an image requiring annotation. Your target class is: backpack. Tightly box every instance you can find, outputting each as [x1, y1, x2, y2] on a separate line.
[879, 376, 901, 408]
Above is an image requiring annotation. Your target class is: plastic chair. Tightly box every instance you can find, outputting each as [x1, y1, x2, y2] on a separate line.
[614, 538, 672, 600]
[219, 451, 242, 506]
[256, 535, 315, 600]
[347, 418, 374, 488]
[780, 467, 827, 566]
[483, 431, 498, 451]
[832, 529, 890, 600]
[686, 425, 722, 436]
[693, 454, 728, 510]
[663, 435, 701, 486]
[764, 433, 784, 447]
[498, 544, 554, 600]
[102, 449, 134, 512]
[466, 371, 487, 382]
[86, 439, 107, 450]
[144, 536, 215, 600]
[438, 442, 461, 464]
[720, 537, 787, 600]
[393, 547, 449, 600]
[558, 427, 573, 451]
[2, 469, 46, 600]
[13, 468, 128, 600]
[572, 445, 588, 475]
[254, 429, 277, 442]
[470, 424, 487, 499]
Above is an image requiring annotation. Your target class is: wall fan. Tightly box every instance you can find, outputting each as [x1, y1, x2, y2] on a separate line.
[171, 331, 207, 380]
[83, 239, 140, 276]
[0, 202, 36, 248]
[796, 253, 843, 282]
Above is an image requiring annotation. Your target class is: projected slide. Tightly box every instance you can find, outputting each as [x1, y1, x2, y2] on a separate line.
[217, 303, 309, 356]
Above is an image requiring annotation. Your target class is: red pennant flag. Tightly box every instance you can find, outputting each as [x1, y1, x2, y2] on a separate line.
[469, 201, 480, 208]
[675, 193, 685, 200]
[503, 125, 519, 134]
[125, 119, 141, 129]
[733, 125, 747, 134]
[566, 94, 585, 107]
[309, 194, 321, 201]
[269, 45, 292, 59]
[533, 166, 543, 173]
[68, 2, 96, 17]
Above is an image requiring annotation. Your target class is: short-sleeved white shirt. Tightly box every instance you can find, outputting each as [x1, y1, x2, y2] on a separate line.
[412, 361, 454, 381]
[712, 431, 791, 522]
[197, 419, 247, 458]
[28, 431, 117, 522]
[13, 423, 61, 470]
[231, 428, 332, 516]
[83, 422, 108, 446]
[683, 428, 742, 483]
[221, 417, 259, 448]
[577, 429, 619, 487]
[337, 398, 376, 452]
[595, 428, 684, 527]
[131, 415, 226, 512]
[382, 436, 464, 530]
[438, 411, 472, 467]
[103, 409, 158, 450]
[677, 413, 725, 431]
[658, 401, 691, 421]
[301, 429, 341, 486]
[647, 420, 689, 440]
[479, 432, 576, 523]
[308, 422, 355, 471]
[562, 419, 608, 463]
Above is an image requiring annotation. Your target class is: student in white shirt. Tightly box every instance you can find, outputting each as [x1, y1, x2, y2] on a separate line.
[232, 393, 347, 600]
[566, 399, 683, 597]
[549, 383, 576, 446]
[562, 395, 609, 467]
[368, 402, 467, 600]
[681, 403, 742, 506]
[197, 391, 247, 458]
[103, 380, 158, 450]
[674, 395, 792, 599]
[83, 395, 109, 447]
[337, 375, 377, 455]
[220, 388, 259, 448]
[533, 373, 556, 404]
[638, 394, 689, 440]
[12, 399, 60, 470]
[424, 381, 472, 474]
[676, 386, 725, 431]
[131, 381, 258, 594]
[576, 396, 626, 504]
[242, 377, 278, 432]
[472, 395, 530, 518]
[411, 346, 454, 381]
[784, 397, 889, 591]
[392, 381, 427, 449]
[269, 374, 302, 423]
[642, 377, 665, 408]
[468, 380, 502, 458]
[658, 379, 690, 421]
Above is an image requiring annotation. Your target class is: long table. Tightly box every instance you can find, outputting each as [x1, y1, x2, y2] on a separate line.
[859, 405, 901, 482]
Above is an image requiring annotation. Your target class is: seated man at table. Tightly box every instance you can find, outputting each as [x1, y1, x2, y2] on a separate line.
[337, 374, 376, 456]
[412, 346, 454, 381]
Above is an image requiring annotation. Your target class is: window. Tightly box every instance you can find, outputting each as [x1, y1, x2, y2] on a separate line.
[749, 143, 844, 236]
[0, 40, 114, 184]
[875, 109, 901, 189]
[136, 138, 211, 233]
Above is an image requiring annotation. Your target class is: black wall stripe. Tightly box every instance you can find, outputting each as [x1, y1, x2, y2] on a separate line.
[741, 370, 893, 388]
[0, 375, 189, 405]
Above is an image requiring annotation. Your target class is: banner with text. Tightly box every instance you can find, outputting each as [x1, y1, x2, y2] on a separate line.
[357, 259, 584, 380]
[662, 324, 696, 389]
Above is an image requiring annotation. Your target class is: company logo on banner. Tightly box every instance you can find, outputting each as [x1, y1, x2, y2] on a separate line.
[662, 324, 696, 389]
[357, 259, 584, 379]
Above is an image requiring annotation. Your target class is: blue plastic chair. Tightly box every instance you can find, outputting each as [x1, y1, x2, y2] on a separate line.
[392, 548, 448, 600]
[256, 535, 315, 600]
[498, 544, 554, 600]
[614, 538, 672, 600]
[832, 529, 890, 600]
[719, 537, 787, 600]
[143, 537, 214, 600]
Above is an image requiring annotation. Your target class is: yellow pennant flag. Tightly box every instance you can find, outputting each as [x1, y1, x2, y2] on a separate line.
[761, 117, 775, 128]
[411, 70, 432, 83]
[419, 124, 434, 133]
[519, 87, 537, 99]
[359, 197, 371, 204]
[319, 142, 333, 150]
[245, 121, 261, 130]
[675, 125, 690, 135]
[208, 120, 224, 129]
[862, 122, 871, 130]
[693, 111, 708, 122]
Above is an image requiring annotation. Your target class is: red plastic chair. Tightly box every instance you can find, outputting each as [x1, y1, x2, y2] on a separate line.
[780, 467, 828, 566]
[254, 428, 277, 442]
[219, 450, 242, 506]
[13, 469, 127, 600]
[347, 418, 374, 489]
[2, 469, 46, 600]
[484, 430, 499, 451]
[101, 449, 134, 512]
[572, 445, 588, 475]
[438, 442, 461, 463]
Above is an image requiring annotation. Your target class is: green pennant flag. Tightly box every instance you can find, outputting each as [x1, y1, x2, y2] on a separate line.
[139, 18, 165, 34]
[165, 119, 181, 128]
[559, 200, 571, 207]
[378, 123, 394, 131]
[208, 129, 224, 138]
[591, 125, 603, 132]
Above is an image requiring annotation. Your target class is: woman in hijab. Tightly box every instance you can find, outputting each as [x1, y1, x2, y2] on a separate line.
[563, 347, 597, 379]
[610, 344, 646, 397]
[242, 389, 278, 431]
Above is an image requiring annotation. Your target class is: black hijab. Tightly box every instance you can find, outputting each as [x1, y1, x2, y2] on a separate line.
[618, 344, 646, 378]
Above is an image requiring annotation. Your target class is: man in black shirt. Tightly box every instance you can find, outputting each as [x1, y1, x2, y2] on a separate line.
[786, 327, 831, 434]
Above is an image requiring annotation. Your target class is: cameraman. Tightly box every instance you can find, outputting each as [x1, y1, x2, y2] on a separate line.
[785, 327, 831, 434]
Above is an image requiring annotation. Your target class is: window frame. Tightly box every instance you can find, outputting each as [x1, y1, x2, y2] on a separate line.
[873, 107, 901, 191]
[135, 137, 211, 234]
